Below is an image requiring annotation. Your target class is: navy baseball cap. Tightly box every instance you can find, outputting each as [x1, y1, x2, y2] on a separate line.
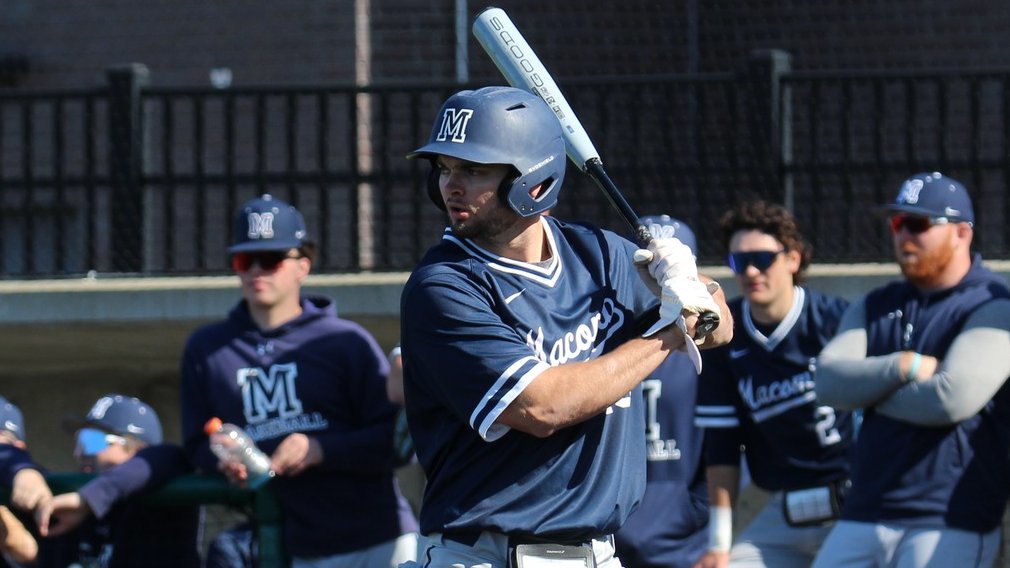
[0, 396, 25, 442]
[639, 215, 697, 255]
[228, 194, 309, 253]
[883, 172, 974, 225]
[64, 394, 163, 445]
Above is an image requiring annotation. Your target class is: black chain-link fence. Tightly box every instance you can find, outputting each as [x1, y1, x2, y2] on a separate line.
[3, 58, 1010, 277]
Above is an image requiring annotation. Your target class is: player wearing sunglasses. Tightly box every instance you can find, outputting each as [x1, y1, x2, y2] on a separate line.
[180, 194, 418, 567]
[813, 172, 1010, 568]
[29, 394, 201, 567]
[694, 200, 852, 568]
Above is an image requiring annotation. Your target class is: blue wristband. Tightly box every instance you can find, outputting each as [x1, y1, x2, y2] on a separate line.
[905, 352, 922, 384]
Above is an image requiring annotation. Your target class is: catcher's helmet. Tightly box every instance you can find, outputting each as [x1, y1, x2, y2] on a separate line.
[407, 86, 566, 218]
[639, 215, 697, 255]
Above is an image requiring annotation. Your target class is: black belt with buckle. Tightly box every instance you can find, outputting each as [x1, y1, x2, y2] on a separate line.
[508, 533, 595, 548]
[441, 531, 601, 548]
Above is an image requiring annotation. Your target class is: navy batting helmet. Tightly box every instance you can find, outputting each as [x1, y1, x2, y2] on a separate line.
[639, 215, 697, 255]
[407, 86, 566, 218]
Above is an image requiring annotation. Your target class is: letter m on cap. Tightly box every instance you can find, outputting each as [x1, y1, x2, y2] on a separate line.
[435, 108, 474, 143]
[247, 212, 275, 239]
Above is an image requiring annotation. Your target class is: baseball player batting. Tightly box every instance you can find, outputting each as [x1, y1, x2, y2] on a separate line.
[398, 86, 731, 567]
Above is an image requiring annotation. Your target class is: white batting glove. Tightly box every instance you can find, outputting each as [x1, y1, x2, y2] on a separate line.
[632, 238, 698, 295]
[642, 277, 720, 373]
[670, 275, 721, 320]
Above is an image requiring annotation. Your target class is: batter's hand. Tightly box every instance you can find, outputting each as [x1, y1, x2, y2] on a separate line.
[10, 468, 52, 512]
[270, 433, 323, 477]
[643, 277, 719, 333]
[35, 492, 92, 537]
[633, 237, 698, 294]
[693, 550, 730, 568]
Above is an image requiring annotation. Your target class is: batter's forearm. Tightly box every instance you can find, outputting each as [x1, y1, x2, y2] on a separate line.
[498, 328, 685, 437]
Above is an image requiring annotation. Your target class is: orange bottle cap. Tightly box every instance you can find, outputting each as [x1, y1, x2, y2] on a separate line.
[204, 417, 223, 435]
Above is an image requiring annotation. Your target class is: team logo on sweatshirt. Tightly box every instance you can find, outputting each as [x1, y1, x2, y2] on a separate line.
[237, 363, 330, 441]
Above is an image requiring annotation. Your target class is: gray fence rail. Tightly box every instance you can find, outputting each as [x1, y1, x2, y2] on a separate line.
[2, 53, 1010, 278]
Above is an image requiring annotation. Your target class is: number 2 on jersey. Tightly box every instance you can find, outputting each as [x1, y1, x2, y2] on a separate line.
[814, 405, 842, 447]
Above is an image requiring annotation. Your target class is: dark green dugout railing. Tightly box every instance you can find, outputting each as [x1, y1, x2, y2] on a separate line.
[2, 473, 287, 568]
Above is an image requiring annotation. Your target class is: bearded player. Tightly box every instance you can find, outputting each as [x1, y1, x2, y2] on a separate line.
[399, 86, 732, 567]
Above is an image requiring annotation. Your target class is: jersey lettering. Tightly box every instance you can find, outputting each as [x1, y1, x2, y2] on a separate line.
[525, 297, 624, 365]
[814, 405, 842, 446]
[738, 370, 814, 411]
[642, 379, 682, 461]
[435, 108, 474, 143]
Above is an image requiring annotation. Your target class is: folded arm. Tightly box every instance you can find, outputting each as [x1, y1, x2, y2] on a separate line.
[875, 299, 1010, 425]
[815, 297, 907, 410]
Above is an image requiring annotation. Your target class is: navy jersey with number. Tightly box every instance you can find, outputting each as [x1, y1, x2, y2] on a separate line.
[614, 352, 708, 568]
[401, 216, 657, 539]
[695, 287, 852, 491]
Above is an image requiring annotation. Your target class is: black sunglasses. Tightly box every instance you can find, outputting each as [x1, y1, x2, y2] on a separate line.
[728, 250, 785, 274]
[888, 214, 951, 235]
[231, 251, 302, 272]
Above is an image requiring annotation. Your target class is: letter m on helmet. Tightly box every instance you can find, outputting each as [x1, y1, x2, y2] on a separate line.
[435, 108, 474, 143]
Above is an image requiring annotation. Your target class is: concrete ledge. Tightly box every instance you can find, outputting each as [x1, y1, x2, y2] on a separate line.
[0, 272, 412, 323]
[1, 261, 1009, 324]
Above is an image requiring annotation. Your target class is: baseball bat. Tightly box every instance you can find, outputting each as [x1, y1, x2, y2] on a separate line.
[472, 6, 652, 247]
[472, 6, 719, 335]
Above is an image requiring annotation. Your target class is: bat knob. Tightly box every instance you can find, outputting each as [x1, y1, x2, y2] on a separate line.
[695, 311, 721, 338]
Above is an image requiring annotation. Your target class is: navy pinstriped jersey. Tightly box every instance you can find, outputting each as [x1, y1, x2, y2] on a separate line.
[614, 352, 708, 568]
[695, 287, 852, 491]
[850, 256, 1010, 532]
[401, 216, 658, 540]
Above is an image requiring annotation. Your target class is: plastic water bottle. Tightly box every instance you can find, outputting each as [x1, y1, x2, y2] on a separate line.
[204, 417, 275, 489]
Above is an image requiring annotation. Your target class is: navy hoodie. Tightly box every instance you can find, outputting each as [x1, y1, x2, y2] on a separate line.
[180, 295, 417, 558]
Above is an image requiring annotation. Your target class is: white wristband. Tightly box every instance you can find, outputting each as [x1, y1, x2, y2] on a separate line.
[707, 505, 733, 553]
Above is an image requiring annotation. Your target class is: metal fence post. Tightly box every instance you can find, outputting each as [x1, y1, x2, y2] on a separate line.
[253, 485, 288, 567]
[745, 49, 793, 209]
[106, 63, 149, 272]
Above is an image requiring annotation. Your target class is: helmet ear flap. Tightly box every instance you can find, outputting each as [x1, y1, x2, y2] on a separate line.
[496, 169, 520, 209]
[425, 163, 446, 211]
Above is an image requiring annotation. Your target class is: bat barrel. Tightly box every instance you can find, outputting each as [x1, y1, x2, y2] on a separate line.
[472, 7, 602, 168]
